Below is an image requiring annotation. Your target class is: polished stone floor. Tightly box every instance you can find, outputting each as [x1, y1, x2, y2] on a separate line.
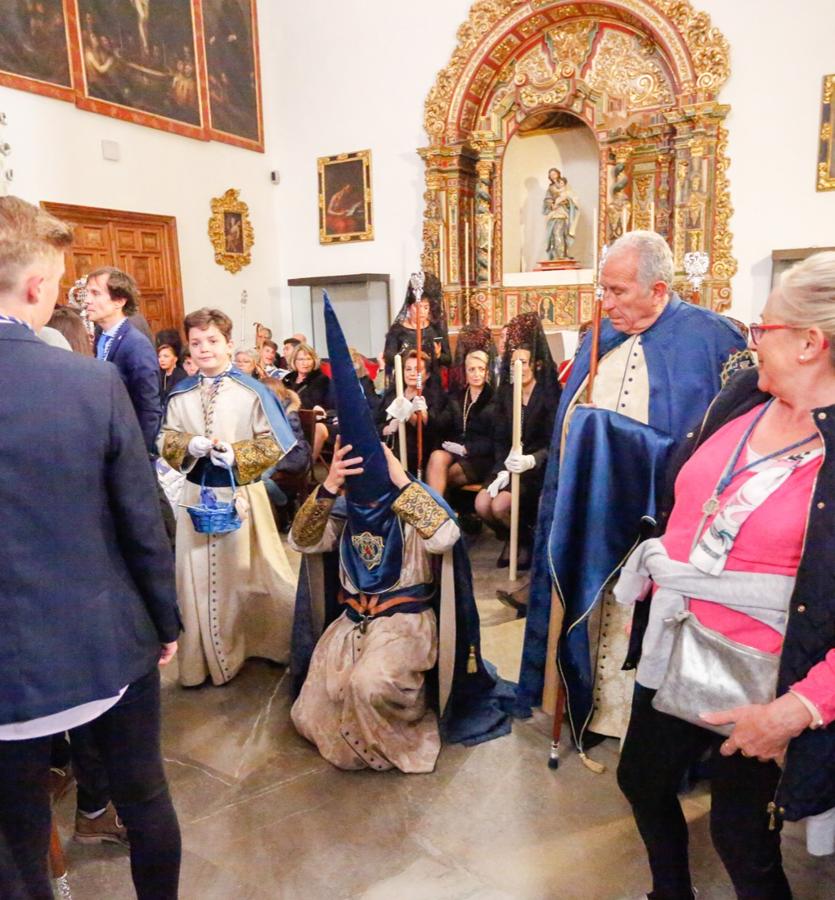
[55, 532, 835, 899]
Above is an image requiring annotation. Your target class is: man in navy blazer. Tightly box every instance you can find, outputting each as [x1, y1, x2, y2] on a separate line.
[86, 266, 162, 453]
[0, 197, 182, 898]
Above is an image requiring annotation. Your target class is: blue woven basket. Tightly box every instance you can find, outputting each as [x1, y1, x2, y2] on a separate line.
[186, 466, 241, 535]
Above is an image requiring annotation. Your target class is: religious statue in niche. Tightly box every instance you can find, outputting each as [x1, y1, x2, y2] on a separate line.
[543, 167, 579, 260]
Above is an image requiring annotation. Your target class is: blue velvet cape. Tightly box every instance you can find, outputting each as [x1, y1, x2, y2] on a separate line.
[290, 488, 514, 747]
[515, 294, 747, 748]
[166, 367, 297, 487]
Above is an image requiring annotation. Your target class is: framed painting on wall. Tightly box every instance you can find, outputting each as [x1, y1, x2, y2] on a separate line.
[69, 0, 207, 141]
[818, 74, 835, 191]
[318, 150, 374, 244]
[202, 0, 264, 151]
[772, 246, 835, 287]
[0, 0, 75, 101]
[208, 188, 254, 274]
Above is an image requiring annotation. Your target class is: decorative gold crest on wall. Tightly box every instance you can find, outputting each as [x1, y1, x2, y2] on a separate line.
[208, 189, 254, 273]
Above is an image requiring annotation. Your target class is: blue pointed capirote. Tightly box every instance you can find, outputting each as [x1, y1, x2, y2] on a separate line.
[323, 290, 391, 504]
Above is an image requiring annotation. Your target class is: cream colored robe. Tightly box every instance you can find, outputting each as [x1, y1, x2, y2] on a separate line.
[288, 484, 460, 773]
[159, 377, 296, 686]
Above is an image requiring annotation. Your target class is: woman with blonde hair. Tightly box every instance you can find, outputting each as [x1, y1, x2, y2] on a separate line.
[617, 251, 835, 898]
[427, 348, 494, 497]
[282, 342, 333, 464]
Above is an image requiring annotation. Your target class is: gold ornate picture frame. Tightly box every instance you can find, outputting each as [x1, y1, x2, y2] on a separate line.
[318, 149, 373, 244]
[208, 189, 254, 273]
[818, 75, 835, 191]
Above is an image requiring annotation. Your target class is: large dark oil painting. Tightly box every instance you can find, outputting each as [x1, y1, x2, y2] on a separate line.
[76, 0, 202, 126]
[203, 0, 261, 145]
[0, 0, 72, 90]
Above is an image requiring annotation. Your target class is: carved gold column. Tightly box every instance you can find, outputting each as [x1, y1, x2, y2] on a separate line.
[474, 159, 495, 286]
[605, 142, 632, 242]
[418, 143, 477, 327]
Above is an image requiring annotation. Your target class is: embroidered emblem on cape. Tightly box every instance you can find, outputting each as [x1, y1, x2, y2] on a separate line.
[721, 348, 756, 386]
[351, 532, 385, 570]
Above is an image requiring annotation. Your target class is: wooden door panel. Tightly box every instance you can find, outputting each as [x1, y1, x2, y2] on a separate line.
[76, 225, 109, 249]
[113, 228, 138, 251]
[42, 203, 185, 339]
[117, 255, 165, 291]
[139, 230, 162, 252]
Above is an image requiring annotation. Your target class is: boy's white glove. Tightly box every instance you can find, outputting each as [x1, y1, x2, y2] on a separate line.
[187, 436, 213, 458]
[210, 442, 235, 467]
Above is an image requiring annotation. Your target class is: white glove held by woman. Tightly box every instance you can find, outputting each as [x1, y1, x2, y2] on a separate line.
[486, 470, 510, 498]
[505, 450, 535, 474]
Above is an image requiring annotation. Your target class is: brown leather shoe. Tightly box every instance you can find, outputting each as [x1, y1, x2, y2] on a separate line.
[74, 802, 129, 847]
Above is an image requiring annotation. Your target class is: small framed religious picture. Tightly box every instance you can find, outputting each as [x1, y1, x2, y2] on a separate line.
[318, 149, 374, 244]
[817, 74, 835, 191]
[208, 189, 254, 273]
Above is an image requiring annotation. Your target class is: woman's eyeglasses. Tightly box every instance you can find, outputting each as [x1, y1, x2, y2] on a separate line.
[748, 323, 795, 345]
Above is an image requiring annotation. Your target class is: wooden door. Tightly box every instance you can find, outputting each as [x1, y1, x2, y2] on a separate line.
[41, 203, 185, 338]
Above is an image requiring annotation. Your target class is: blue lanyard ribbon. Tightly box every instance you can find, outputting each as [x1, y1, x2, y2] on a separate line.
[704, 399, 818, 514]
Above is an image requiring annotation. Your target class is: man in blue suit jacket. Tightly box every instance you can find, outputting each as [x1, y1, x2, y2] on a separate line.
[86, 266, 162, 453]
[0, 197, 182, 898]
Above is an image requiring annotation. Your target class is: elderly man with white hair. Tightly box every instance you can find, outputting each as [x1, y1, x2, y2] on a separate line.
[515, 231, 750, 765]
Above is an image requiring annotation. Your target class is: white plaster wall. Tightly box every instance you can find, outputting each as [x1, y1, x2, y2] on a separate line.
[699, 0, 835, 319]
[272, 0, 835, 327]
[0, 0, 287, 346]
[2, 0, 834, 340]
[502, 128, 599, 272]
[271, 0, 474, 323]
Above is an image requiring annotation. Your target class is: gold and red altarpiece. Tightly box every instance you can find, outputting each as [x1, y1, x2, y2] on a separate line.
[418, 0, 736, 330]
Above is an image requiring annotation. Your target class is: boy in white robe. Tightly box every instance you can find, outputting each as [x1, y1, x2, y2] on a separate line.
[158, 307, 297, 686]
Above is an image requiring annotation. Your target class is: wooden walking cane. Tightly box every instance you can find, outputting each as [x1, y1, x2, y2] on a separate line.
[587, 289, 603, 400]
[416, 312, 424, 479]
[508, 357, 523, 581]
[410, 271, 427, 479]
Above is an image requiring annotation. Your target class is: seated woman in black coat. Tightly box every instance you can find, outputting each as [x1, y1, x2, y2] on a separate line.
[426, 349, 494, 496]
[475, 332, 560, 569]
[282, 342, 333, 463]
[377, 350, 447, 476]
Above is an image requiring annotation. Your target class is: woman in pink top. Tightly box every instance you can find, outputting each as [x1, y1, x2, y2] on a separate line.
[615, 251, 835, 899]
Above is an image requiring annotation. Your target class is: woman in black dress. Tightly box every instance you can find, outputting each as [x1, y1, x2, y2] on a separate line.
[157, 343, 187, 402]
[475, 313, 561, 568]
[426, 349, 494, 496]
[377, 350, 447, 476]
[383, 272, 451, 379]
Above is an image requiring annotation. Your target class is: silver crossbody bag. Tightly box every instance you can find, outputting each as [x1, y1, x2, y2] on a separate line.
[651, 609, 780, 736]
